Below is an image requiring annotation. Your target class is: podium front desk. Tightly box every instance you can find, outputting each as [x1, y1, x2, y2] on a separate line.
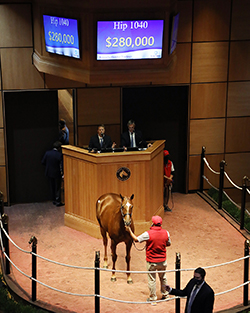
[62, 140, 165, 238]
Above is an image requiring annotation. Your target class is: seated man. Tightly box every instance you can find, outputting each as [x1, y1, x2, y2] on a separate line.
[120, 119, 151, 148]
[89, 124, 116, 151]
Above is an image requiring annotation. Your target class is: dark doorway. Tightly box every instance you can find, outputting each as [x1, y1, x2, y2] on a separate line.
[122, 86, 188, 193]
[5, 90, 59, 204]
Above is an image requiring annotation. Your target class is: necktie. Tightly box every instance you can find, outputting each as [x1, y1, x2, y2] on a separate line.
[187, 285, 199, 313]
[130, 134, 134, 147]
[100, 138, 103, 148]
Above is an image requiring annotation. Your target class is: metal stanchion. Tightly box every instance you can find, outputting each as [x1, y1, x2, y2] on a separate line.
[243, 240, 249, 306]
[218, 160, 226, 210]
[29, 236, 38, 302]
[240, 177, 248, 230]
[2, 214, 10, 275]
[175, 252, 181, 313]
[0, 191, 4, 216]
[95, 251, 100, 313]
[200, 147, 206, 192]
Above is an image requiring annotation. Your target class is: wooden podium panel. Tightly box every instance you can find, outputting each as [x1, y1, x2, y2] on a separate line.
[62, 140, 165, 238]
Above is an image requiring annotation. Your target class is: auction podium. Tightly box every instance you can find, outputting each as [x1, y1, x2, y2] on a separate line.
[62, 140, 165, 238]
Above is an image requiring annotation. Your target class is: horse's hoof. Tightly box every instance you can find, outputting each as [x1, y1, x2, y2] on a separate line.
[103, 265, 108, 269]
[127, 279, 133, 284]
[111, 277, 117, 282]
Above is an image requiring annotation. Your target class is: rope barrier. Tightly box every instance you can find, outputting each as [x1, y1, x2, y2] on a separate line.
[203, 157, 250, 195]
[203, 158, 220, 175]
[224, 172, 242, 190]
[222, 190, 241, 209]
[1, 214, 250, 306]
[0, 220, 250, 275]
[203, 175, 219, 191]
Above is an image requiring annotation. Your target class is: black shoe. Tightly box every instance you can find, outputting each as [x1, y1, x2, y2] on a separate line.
[56, 202, 64, 207]
[164, 206, 172, 212]
[53, 201, 57, 205]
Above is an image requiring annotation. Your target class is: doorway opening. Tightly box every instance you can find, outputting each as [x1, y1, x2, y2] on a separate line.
[4, 89, 74, 204]
[122, 85, 189, 193]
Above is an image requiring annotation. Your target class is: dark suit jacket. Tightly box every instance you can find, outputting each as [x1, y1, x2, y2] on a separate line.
[42, 148, 63, 179]
[88, 134, 113, 150]
[59, 126, 69, 145]
[120, 130, 147, 148]
[170, 278, 214, 313]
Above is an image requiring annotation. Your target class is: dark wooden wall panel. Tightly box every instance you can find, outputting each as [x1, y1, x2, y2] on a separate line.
[45, 74, 85, 89]
[77, 88, 120, 125]
[1, 48, 44, 90]
[190, 119, 225, 155]
[0, 4, 32, 47]
[227, 82, 250, 117]
[177, 0, 192, 42]
[192, 42, 229, 83]
[166, 43, 191, 84]
[191, 83, 227, 119]
[231, 0, 250, 40]
[193, 0, 230, 42]
[225, 117, 250, 153]
[225, 153, 250, 187]
[229, 42, 250, 81]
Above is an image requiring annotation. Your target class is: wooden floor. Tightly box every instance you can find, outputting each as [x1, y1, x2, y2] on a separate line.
[1, 192, 250, 313]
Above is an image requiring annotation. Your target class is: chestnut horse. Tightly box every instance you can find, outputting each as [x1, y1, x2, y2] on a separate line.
[96, 193, 134, 283]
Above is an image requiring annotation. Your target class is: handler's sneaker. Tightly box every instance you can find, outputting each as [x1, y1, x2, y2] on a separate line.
[147, 298, 157, 306]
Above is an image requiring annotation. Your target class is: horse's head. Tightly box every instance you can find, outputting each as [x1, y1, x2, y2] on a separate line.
[120, 194, 134, 227]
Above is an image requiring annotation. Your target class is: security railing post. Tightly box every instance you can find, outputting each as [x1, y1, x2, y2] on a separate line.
[200, 147, 206, 192]
[0, 191, 4, 215]
[0, 192, 5, 252]
[243, 240, 249, 306]
[29, 236, 37, 302]
[218, 160, 226, 210]
[95, 251, 100, 313]
[240, 177, 248, 230]
[2, 214, 10, 274]
[175, 252, 181, 313]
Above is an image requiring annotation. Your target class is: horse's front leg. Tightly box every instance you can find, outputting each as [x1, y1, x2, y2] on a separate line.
[110, 239, 117, 282]
[126, 240, 133, 284]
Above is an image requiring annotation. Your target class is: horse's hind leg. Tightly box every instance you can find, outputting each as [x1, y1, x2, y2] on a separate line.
[111, 240, 117, 282]
[126, 240, 133, 284]
[100, 228, 108, 268]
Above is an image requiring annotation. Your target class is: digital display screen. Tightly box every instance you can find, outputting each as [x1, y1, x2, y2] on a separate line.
[97, 20, 164, 60]
[43, 15, 80, 59]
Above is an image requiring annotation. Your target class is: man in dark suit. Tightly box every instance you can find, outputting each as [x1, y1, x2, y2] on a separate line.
[120, 119, 150, 148]
[59, 118, 69, 145]
[42, 141, 63, 206]
[166, 267, 214, 313]
[88, 124, 116, 151]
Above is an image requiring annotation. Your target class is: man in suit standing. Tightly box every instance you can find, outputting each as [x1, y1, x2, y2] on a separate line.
[59, 118, 69, 145]
[121, 119, 151, 148]
[166, 267, 214, 313]
[89, 124, 116, 151]
[42, 141, 63, 206]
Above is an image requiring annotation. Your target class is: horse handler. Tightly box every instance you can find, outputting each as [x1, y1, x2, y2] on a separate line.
[126, 215, 171, 303]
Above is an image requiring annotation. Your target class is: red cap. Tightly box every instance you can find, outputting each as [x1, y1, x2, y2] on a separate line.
[164, 150, 169, 156]
[152, 215, 162, 225]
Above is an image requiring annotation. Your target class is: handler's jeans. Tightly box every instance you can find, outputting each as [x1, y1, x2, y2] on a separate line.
[146, 260, 169, 301]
